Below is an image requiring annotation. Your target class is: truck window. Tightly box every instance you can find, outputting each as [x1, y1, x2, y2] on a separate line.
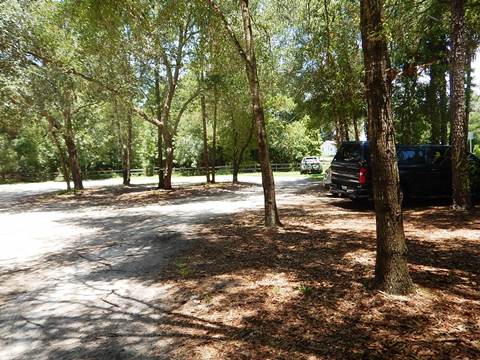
[334, 143, 362, 163]
[398, 148, 425, 165]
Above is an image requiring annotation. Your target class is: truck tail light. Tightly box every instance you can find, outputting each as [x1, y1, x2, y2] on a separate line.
[359, 167, 367, 185]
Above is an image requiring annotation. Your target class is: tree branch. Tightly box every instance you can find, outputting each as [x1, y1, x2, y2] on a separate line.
[204, 0, 251, 67]
[132, 107, 163, 128]
[173, 88, 201, 135]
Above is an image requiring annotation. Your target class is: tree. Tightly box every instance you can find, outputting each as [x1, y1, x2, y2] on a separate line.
[206, 0, 281, 227]
[200, 73, 212, 183]
[360, 0, 414, 295]
[450, 0, 472, 211]
[0, 0, 86, 189]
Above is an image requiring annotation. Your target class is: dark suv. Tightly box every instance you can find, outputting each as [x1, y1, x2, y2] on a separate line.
[329, 141, 480, 201]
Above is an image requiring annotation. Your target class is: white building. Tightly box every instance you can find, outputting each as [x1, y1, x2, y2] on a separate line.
[320, 140, 337, 157]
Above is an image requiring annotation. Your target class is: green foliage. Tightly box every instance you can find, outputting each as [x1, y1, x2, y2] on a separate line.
[297, 283, 314, 297]
[267, 114, 319, 163]
[1, 0, 480, 183]
[470, 95, 480, 151]
[175, 258, 192, 278]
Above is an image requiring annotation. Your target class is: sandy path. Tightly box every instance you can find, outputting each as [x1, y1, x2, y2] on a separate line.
[0, 175, 317, 359]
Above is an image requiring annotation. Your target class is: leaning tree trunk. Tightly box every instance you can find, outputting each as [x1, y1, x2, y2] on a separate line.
[450, 0, 471, 211]
[360, 0, 414, 295]
[53, 135, 71, 191]
[240, 0, 280, 226]
[45, 113, 71, 190]
[205, 0, 280, 226]
[63, 126, 83, 190]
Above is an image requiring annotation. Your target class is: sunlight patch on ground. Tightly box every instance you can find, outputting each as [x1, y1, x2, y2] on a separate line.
[0, 211, 98, 265]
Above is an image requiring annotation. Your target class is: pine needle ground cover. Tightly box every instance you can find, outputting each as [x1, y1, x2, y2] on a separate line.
[161, 194, 480, 359]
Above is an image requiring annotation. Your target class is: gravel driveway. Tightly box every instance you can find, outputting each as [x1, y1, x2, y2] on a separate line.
[0, 174, 318, 359]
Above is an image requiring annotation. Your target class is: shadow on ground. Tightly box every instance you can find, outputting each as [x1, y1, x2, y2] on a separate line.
[155, 195, 480, 359]
[1, 183, 479, 359]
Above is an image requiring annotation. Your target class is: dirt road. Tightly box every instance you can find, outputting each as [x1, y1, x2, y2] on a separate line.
[0, 175, 318, 359]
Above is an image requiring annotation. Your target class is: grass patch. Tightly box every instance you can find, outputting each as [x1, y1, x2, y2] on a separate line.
[175, 258, 192, 277]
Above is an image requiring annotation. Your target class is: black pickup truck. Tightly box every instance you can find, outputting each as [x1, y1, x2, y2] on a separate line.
[329, 141, 480, 201]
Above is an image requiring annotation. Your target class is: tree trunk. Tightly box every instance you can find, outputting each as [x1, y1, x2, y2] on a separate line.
[54, 135, 71, 191]
[63, 126, 83, 190]
[406, 75, 417, 144]
[45, 113, 71, 190]
[201, 91, 211, 183]
[163, 132, 174, 190]
[123, 108, 132, 185]
[334, 118, 342, 144]
[160, 83, 178, 191]
[154, 68, 165, 189]
[450, 0, 471, 210]
[232, 161, 240, 183]
[62, 90, 83, 190]
[157, 127, 164, 188]
[360, 0, 414, 295]
[231, 114, 255, 184]
[240, 0, 280, 227]
[427, 65, 442, 144]
[439, 71, 448, 145]
[231, 114, 240, 183]
[353, 118, 360, 142]
[211, 88, 218, 184]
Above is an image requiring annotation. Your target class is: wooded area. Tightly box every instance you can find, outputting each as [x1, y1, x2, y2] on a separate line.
[1, 1, 480, 358]
[1, 0, 480, 314]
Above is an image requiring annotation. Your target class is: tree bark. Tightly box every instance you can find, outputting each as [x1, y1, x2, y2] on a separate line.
[353, 118, 360, 142]
[62, 89, 83, 190]
[231, 113, 254, 184]
[406, 75, 417, 144]
[154, 68, 165, 189]
[450, 0, 471, 211]
[205, 0, 280, 226]
[427, 65, 442, 144]
[211, 87, 218, 184]
[160, 86, 176, 190]
[157, 127, 164, 188]
[122, 108, 132, 186]
[439, 71, 448, 145]
[360, 0, 414, 294]
[240, 0, 280, 226]
[163, 132, 174, 190]
[201, 89, 211, 183]
[45, 113, 71, 190]
[231, 113, 240, 183]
